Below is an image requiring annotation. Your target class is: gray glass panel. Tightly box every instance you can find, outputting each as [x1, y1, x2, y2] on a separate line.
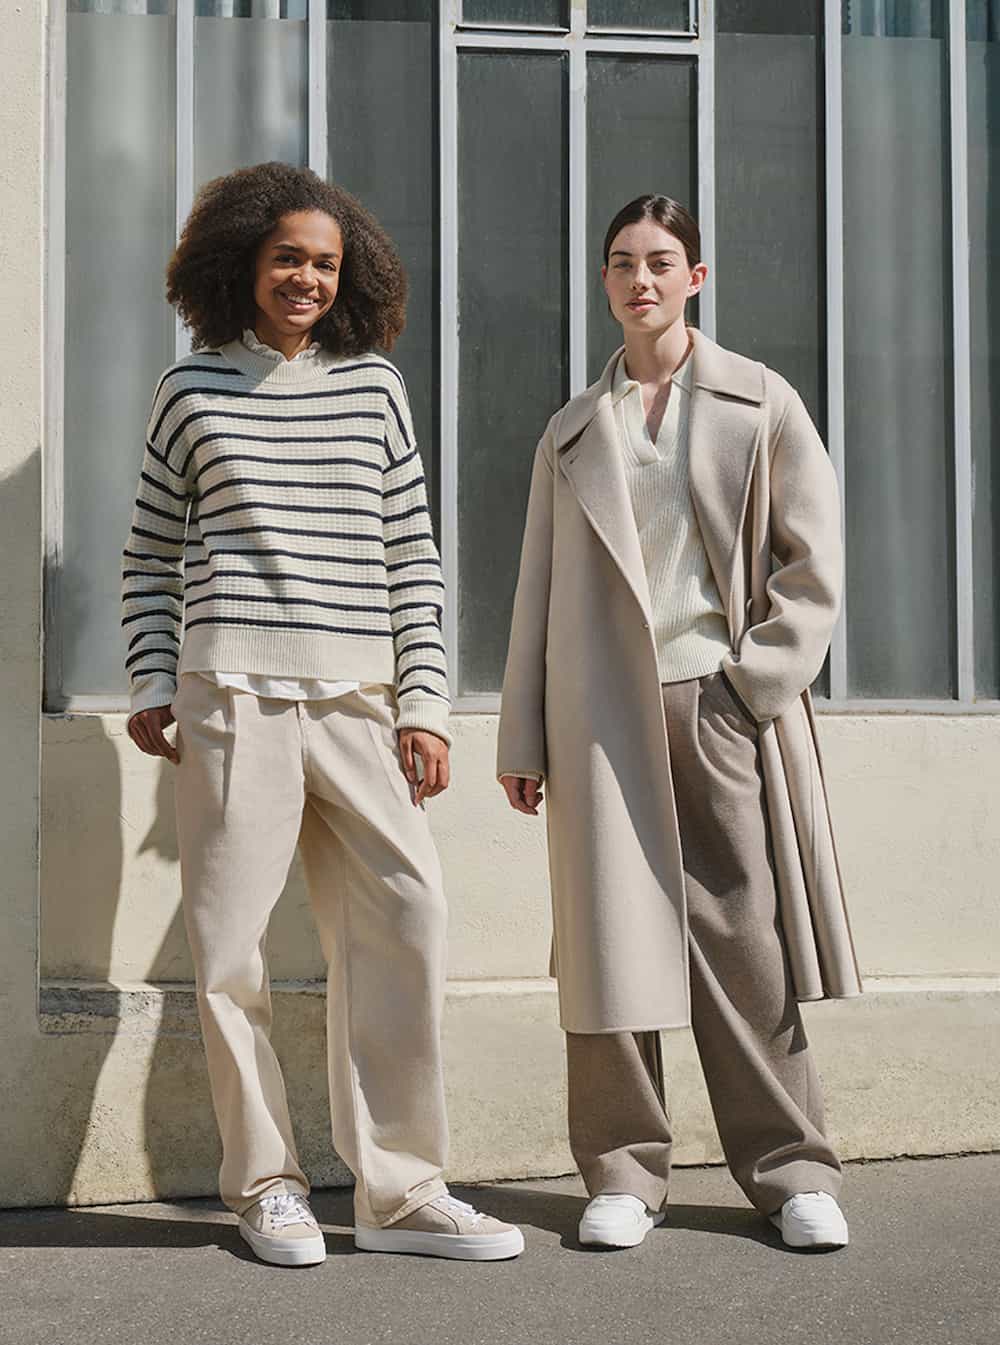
[194, 15, 307, 188]
[457, 51, 568, 695]
[969, 23, 1000, 695]
[588, 1, 690, 30]
[716, 16, 826, 697]
[586, 56, 696, 384]
[329, 0, 429, 16]
[715, 27, 823, 426]
[61, 13, 176, 700]
[717, 0, 819, 35]
[843, 32, 954, 698]
[327, 9, 438, 528]
[462, 1, 565, 26]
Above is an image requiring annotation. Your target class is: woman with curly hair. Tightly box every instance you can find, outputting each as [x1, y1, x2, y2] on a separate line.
[122, 162, 523, 1266]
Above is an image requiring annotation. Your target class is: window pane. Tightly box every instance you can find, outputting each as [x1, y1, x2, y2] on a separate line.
[457, 52, 568, 695]
[61, 8, 176, 700]
[969, 12, 1000, 695]
[842, 22, 955, 697]
[717, 0, 819, 32]
[194, 9, 307, 187]
[327, 4, 438, 528]
[715, 8, 823, 425]
[588, 1, 691, 30]
[587, 56, 696, 384]
[462, 1, 565, 26]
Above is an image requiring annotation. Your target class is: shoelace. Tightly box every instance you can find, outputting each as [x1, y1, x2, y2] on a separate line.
[432, 1194, 487, 1225]
[259, 1193, 317, 1230]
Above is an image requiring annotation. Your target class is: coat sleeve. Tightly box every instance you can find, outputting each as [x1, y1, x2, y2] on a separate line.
[496, 425, 556, 781]
[721, 387, 843, 723]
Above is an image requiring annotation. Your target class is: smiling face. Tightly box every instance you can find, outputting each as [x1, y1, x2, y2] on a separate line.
[252, 209, 343, 346]
[602, 218, 707, 336]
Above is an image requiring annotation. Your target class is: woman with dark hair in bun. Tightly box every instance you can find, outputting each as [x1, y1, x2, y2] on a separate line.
[123, 162, 522, 1266]
[499, 194, 860, 1254]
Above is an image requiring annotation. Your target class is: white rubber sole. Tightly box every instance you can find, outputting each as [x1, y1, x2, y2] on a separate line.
[768, 1213, 849, 1250]
[578, 1210, 666, 1249]
[238, 1220, 327, 1267]
[354, 1223, 525, 1261]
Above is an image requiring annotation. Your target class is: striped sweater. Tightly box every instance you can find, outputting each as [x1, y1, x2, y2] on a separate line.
[121, 338, 450, 743]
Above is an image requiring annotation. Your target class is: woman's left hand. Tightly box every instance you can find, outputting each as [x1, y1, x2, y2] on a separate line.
[398, 729, 451, 805]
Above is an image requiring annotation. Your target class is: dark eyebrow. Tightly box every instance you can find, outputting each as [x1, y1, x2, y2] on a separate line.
[271, 242, 341, 259]
[609, 247, 681, 260]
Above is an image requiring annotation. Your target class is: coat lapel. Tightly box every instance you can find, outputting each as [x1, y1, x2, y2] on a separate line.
[686, 330, 766, 637]
[554, 333, 766, 637]
[556, 352, 654, 625]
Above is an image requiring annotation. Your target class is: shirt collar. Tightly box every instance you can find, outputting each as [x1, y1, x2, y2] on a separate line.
[612, 344, 694, 402]
[241, 327, 322, 363]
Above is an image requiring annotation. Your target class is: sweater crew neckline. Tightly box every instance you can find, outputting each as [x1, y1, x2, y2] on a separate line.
[218, 339, 351, 385]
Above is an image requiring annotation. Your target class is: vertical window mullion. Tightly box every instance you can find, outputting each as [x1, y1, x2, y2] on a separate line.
[824, 0, 847, 701]
[175, 0, 195, 361]
[949, 0, 974, 704]
[569, 4, 586, 395]
[308, 0, 328, 176]
[440, 0, 461, 691]
[696, 0, 715, 339]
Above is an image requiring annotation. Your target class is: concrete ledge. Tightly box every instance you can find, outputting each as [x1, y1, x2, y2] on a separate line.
[30, 976, 1000, 1208]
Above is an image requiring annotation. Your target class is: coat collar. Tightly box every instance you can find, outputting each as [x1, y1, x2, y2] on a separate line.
[553, 328, 764, 451]
[556, 329, 766, 635]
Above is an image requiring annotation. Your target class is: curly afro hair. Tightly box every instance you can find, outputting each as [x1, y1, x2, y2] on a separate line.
[165, 162, 407, 354]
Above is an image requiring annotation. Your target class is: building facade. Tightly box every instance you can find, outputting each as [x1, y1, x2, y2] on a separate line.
[1, 0, 998, 1207]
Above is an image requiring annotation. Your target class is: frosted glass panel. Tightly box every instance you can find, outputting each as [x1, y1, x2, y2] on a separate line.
[969, 22, 1000, 695]
[327, 6, 437, 527]
[194, 14, 307, 187]
[62, 12, 176, 699]
[586, 56, 696, 384]
[457, 52, 568, 695]
[842, 33, 955, 698]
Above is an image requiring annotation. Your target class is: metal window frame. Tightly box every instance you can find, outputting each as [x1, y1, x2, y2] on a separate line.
[442, 0, 704, 709]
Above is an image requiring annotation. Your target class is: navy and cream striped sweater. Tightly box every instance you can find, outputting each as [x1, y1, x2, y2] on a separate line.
[121, 337, 450, 742]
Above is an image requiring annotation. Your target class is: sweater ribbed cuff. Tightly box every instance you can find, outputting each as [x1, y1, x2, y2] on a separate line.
[395, 695, 452, 748]
[129, 672, 178, 719]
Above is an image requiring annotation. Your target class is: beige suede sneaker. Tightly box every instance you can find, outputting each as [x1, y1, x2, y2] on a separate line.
[354, 1193, 525, 1260]
[238, 1192, 327, 1267]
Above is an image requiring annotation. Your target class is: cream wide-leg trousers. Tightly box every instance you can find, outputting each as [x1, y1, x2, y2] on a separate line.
[171, 673, 449, 1226]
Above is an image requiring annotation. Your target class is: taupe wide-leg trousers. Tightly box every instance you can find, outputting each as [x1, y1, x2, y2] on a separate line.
[172, 673, 449, 1226]
[567, 671, 842, 1218]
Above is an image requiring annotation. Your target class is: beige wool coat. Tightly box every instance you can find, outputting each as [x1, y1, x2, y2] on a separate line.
[496, 329, 862, 1034]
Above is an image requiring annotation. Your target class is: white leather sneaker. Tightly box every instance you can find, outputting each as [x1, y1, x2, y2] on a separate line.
[769, 1192, 849, 1249]
[578, 1194, 665, 1249]
[238, 1193, 327, 1266]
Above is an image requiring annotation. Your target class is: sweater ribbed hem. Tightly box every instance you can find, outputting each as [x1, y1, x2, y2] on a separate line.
[178, 626, 398, 684]
[656, 630, 732, 685]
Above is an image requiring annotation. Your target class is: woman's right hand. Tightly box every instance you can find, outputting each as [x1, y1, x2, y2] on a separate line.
[500, 775, 544, 816]
[127, 705, 179, 764]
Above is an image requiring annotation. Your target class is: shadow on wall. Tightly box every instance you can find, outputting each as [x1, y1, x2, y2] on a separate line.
[39, 693, 340, 1204]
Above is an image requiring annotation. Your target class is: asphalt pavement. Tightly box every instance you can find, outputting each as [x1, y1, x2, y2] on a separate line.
[0, 1154, 996, 1345]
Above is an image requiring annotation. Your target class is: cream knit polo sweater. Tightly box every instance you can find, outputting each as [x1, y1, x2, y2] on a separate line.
[612, 349, 731, 684]
[121, 339, 450, 743]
